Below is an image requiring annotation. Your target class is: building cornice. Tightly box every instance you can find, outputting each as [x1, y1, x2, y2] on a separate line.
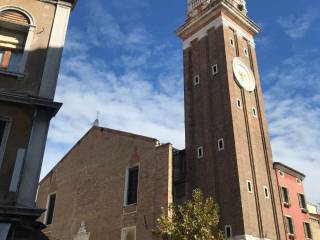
[39, 0, 77, 10]
[273, 162, 306, 180]
[0, 91, 62, 116]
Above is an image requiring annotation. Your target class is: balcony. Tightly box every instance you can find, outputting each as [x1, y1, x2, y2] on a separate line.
[187, 0, 211, 12]
[187, 0, 247, 15]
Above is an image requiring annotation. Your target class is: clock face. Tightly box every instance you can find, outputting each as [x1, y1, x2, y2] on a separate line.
[232, 57, 256, 92]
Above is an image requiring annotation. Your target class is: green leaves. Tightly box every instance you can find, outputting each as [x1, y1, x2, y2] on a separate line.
[156, 189, 223, 240]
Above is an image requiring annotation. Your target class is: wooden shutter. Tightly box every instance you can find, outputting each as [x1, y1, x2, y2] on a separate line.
[0, 10, 30, 25]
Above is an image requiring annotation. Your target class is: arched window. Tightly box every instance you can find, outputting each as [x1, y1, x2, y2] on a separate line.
[0, 7, 35, 75]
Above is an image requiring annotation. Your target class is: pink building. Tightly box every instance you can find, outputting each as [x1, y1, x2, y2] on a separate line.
[274, 162, 313, 240]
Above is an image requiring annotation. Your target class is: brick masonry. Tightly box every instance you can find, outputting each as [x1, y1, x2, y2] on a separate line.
[37, 127, 173, 240]
[177, 2, 286, 239]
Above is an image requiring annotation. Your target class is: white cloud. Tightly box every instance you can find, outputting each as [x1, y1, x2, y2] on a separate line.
[41, 6, 185, 179]
[41, 0, 319, 205]
[277, 8, 318, 39]
[264, 53, 320, 203]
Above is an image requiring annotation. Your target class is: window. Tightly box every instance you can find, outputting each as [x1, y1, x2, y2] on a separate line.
[264, 186, 270, 199]
[0, 49, 10, 69]
[0, 119, 10, 167]
[247, 180, 253, 193]
[296, 178, 302, 184]
[285, 216, 295, 235]
[230, 38, 235, 47]
[303, 222, 312, 239]
[0, 120, 8, 148]
[279, 170, 285, 177]
[211, 64, 218, 75]
[125, 166, 139, 205]
[252, 107, 257, 117]
[121, 226, 136, 240]
[236, 98, 242, 109]
[45, 193, 56, 225]
[0, 26, 27, 72]
[193, 75, 200, 86]
[197, 146, 204, 159]
[0, 9, 35, 74]
[244, 48, 248, 57]
[298, 193, 307, 211]
[218, 138, 224, 151]
[281, 187, 290, 205]
[0, 50, 3, 63]
[225, 225, 232, 238]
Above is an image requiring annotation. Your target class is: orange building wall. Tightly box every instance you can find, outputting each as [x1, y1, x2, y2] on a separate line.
[275, 168, 310, 240]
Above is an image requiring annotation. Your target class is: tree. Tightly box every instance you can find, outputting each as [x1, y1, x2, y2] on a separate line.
[156, 189, 223, 240]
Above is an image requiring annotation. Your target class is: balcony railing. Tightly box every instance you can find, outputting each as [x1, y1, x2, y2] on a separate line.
[187, 0, 247, 14]
[187, 0, 210, 12]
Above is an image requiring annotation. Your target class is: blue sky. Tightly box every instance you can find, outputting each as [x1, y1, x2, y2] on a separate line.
[41, 0, 320, 204]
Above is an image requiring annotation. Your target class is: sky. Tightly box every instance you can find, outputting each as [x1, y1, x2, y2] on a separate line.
[41, 0, 320, 204]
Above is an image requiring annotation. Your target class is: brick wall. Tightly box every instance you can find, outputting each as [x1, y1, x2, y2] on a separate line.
[37, 127, 173, 240]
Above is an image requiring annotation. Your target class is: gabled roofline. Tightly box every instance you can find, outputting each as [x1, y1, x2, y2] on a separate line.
[273, 162, 305, 180]
[96, 126, 158, 143]
[39, 126, 160, 184]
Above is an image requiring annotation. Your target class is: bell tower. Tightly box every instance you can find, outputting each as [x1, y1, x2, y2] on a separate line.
[177, 0, 286, 239]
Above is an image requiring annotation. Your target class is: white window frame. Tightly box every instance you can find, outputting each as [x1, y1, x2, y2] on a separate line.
[244, 48, 249, 57]
[193, 75, 200, 86]
[264, 186, 270, 199]
[0, 117, 11, 168]
[252, 107, 257, 117]
[121, 226, 136, 240]
[123, 164, 140, 207]
[303, 221, 312, 239]
[0, 50, 4, 62]
[247, 180, 253, 193]
[285, 215, 295, 235]
[0, 6, 36, 76]
[218, 138, 224, 151]
[225, 225, 233, 238]
[44, 192, 56, 225]
[236, 98, 242, 109]
[197, 146, 204, 159]
[279, 170, 285, 177]
[298, 192, 307, 210]
[281, 186, 290, 205]
[211, 64, 218, 75]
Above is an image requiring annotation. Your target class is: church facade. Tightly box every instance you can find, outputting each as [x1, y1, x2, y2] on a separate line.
[37, 126, 173, 240]
[37, 0, 293, 239]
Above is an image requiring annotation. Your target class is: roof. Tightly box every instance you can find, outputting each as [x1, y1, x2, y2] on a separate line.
[39, 126, 161, 184]
[273, 162, 305, 180]
[96, 126, 158, 143]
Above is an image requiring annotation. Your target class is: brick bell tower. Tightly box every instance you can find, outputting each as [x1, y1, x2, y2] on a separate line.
[176, 0, 286, 239]
[0, 0, 76, 239]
